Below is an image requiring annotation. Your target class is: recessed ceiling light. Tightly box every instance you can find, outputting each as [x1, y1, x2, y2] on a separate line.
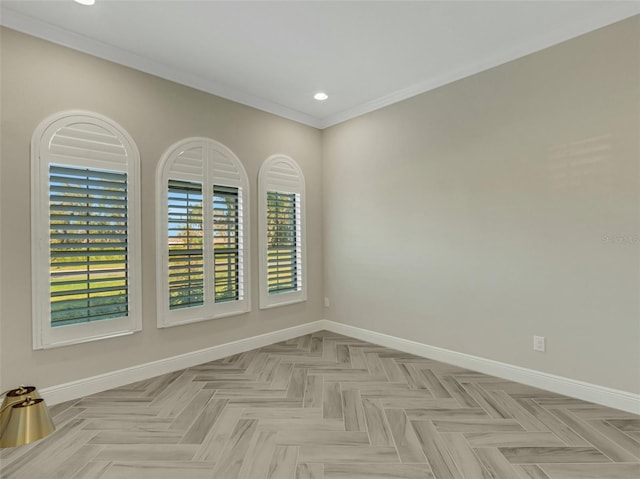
[314, 92, 328, 101]
[74, 0, 95, 5]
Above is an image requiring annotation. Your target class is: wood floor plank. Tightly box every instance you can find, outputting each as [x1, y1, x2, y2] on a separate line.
[540, 463, 640, 479]
[420, 369, 453, 399]
[342, 389, 367, 432]
[398, 363, 430, 391]
[515, 399, 589, 446]
[212, 419, 258, 479]
[192, 406, 244, 462]
[439, 376, 480, 408]
[549, 408, 638, 462]
[515, 464, 552, 479]
[323, 381, 343, 420]
[432, 418, 525, 433]
[348, 346, 368, 370]
[266, 445, 298, 479]
[323, 463, 434, 478]
[238, 429, 277, 479]
[475, 447, 522, 479]
[287, 368, 308, 400]
[385, 408, 428, 463]
[411, 420, 463, 479]
[100, 461, 215, 479]
[303, 374, 324, 408]
[488, 390, 549, 432]
[180, 397, 228, 444]
[95, 444, 198, 462]
[70, 460, 112, 479]
[439, 432, 492, 479]
[405, 407, 489, 420]
[298, 446, 399, 463]
[464, 431, 565, 448]
[296, 462, 324, 479]
[362, 398, 395, 446]
[586, 419, 640, 459]
[568, 406, 639, 420]
[271, 362, 295, 390]
[608, 419, 640, 431]
[381, 357, 407, 383]
[276, 430, 370, 446]
[47, 444, 102, 477]
[168, 389, 215, 432]
[462, 383, 512, 419]
[499, 446, 611, 464]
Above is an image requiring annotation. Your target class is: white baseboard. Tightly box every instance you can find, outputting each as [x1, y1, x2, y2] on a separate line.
[41, 318, 639, 415]
[321, 320, 640, 415]
[40, 321, 324, 406]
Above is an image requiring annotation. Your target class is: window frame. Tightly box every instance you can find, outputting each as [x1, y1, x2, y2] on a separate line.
[258, 154, 307, 309]
[31, 110, 142, 350]
[156, 137, 250, 328]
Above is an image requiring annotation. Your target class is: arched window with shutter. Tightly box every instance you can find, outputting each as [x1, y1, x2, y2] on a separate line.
[156, 138, 250, 327]
[258, 154, 307, 309]
[31, 111, 142, 349]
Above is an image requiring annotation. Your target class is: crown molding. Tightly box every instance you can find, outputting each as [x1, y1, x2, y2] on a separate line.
[2, 5, 639, 130]
[0, 7, 322, 129]
[319, 6, 640, 129]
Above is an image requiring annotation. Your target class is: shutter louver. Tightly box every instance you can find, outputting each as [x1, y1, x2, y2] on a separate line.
[213, 185, 240, 302]
[49, 165, 129, 326]
[266, 191, 300, 294]
[168, 180, 204, 310]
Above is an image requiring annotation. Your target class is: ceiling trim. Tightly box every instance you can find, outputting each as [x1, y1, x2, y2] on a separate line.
[0, 7, 323, 129]
[2, 4, 639, 131]
[319, 5, 640, 129]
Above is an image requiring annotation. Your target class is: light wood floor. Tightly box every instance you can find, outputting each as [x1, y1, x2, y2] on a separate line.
[1, 331, 639, 479]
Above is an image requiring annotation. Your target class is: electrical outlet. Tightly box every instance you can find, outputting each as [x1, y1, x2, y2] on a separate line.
[324, 297, 330, 308]
[533, 335, 545, 352]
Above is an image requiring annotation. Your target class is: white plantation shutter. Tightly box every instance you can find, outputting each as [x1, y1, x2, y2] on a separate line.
[266, 191, 300, 294]
[258, 155, 307, 309]
[168, 179, 204, 310]
[213, 185, 241, 302]
[31, 111, 141, 349]
[49, 166, 129, 325]
[156, 138, 250, 327]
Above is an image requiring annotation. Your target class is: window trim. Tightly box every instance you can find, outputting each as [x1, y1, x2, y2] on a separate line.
[156, 137, 250, 328]
[258, 154, 307, 309]
[31, 110, 142, 349]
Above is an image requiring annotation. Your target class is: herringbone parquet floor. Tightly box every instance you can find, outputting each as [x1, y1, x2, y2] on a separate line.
[1, 331, 639, 479]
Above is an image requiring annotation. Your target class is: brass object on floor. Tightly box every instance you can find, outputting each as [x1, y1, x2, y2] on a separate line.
[0, 386, 55, 448]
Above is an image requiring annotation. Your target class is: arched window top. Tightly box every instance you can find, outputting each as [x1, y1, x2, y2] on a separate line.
[259, 154, 305, 195]
[157, 137, 248, 188]
[33, 110, 139, 172]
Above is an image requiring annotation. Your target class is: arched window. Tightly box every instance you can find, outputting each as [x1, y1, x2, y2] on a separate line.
[156, 138, 250, 327]
[31, 111, 142, 349]
[258, 155, 307, 309]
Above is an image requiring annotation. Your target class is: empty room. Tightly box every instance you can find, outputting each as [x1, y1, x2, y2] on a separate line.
[0, 1, 639, 478]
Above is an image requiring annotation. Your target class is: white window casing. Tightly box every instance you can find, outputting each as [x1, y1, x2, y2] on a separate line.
[31, 111, 142, 349]
[258, 154, 307, 309]
[156, 138, 250, 328]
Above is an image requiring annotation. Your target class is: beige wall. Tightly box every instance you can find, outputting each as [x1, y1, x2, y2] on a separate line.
[323, 16, 640, 393]
[0, 28, 323, 390]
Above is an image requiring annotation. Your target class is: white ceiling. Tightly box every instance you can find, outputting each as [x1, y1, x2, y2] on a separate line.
[2, 1, 639, 129]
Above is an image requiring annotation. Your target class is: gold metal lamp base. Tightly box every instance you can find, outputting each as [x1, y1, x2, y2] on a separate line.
[0, 386, 55, 448]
